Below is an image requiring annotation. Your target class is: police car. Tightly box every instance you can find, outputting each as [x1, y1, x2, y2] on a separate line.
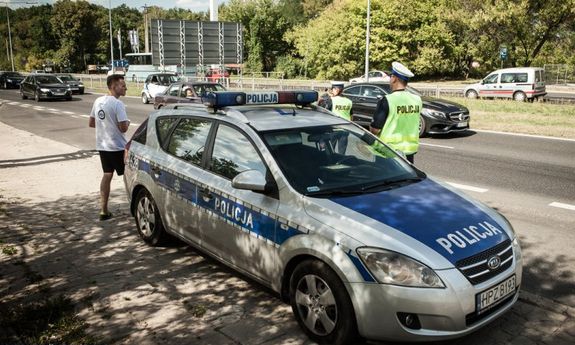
[123, 91, 522, 344]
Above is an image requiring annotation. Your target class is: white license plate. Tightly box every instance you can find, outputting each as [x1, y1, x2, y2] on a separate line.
[456, 121, 468, 128]
[53, 92, 66, 95]
[476, 275, 516, 314]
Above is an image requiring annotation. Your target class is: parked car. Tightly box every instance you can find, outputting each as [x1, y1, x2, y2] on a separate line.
[55, 74, 84, 94]
[0, 71, 25, 89]
[124, 90, 522, 344]
[349, 70, 390, 83]
[464, 67, 546, 101]
[20, 74, 72, 102]
[343, 82, 470, 137]
[153, 81, 226, 109]
[141, 73, 179, 104]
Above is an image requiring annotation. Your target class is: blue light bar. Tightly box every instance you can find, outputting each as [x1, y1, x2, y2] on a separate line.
[203, 91, 318, 110]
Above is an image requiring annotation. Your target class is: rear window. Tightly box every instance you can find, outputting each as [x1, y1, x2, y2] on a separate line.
[501, 73, 528, 83]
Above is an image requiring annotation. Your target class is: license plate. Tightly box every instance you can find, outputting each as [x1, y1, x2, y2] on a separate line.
[476, 275, 516, 314]
[53, 92, 66, 96]
[70, 87, 79, 90]
[456, 121, 468, 128]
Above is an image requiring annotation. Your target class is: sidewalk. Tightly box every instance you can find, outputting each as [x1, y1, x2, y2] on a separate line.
[0, 121, 574, 345]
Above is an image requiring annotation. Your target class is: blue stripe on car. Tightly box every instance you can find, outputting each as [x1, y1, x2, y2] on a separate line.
[329, 179, 509, 264]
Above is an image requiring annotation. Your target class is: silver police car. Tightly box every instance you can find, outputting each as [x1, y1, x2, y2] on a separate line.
[123, 91, 522, 344]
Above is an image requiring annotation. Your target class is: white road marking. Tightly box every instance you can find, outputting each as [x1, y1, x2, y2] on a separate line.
[33, 106, 46, 111]
[7, 102, 20, 105]
[79, 114, 90, 118]
[420, 142, 454, 149]
[131, 122, 141, 127]
[549, 202, 575, 211]
[62, 111, 75, 115]
[446, 182, 488, 193]
[19, 104, 31, 107]
[474, 129, 575, 143]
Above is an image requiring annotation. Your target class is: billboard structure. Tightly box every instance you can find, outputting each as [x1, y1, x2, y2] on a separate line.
[150, 19, 243, 74]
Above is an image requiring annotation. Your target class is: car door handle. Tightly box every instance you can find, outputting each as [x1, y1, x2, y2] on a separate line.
[201, 188, 213, 202]
[150, 165, 161, 178]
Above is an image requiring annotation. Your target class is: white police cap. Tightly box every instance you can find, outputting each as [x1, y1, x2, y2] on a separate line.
[391, 61, 414, 81]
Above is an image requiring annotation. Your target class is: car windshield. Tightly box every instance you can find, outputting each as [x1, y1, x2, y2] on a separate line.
[261, 124, 423, 196]
[58, 75, 75, 81]
[6, 72, 22, 77]
[156, 74, 179, 86]
[36, 75, 61, 84]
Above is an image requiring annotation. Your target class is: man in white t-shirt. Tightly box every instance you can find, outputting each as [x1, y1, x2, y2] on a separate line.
[89, 74, 130, 220]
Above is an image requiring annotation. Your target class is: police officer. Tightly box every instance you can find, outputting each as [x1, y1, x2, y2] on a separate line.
[370, 62, 422, 163]
[324, 82, 353, 120]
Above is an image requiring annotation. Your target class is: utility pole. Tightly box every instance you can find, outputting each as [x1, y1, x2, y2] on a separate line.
[109, 0, 114, 73]
[364, 0, 371, 82]
[1, 1, 36, 71]
[142, 4, 149, 53]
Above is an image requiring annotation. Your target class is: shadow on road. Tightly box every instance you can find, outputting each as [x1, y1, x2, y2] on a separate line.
[0, 150, 98, 168]
[0, 193, 572, 344]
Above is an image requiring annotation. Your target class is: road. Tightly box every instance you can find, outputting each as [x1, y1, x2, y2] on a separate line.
[1, 88, 574, 308]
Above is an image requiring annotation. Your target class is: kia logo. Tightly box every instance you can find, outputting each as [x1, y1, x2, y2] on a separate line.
[487, 255, 501, 270]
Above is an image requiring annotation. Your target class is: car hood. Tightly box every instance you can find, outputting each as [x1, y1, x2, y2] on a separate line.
[421, 96, 468, 112]
[303, 178, 509, 266]
[7, 76, 24, 81]
[38, 83, 68, 88]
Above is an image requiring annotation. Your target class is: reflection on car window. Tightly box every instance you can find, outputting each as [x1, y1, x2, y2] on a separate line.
[263, 124, 419, 195]
[58, 75, 74, 81]
[210, 125, 266, 180]
[156, 117, 179, 147]
[168, 85, 180, 97]
[36, 76, 61, 84]
[484, 74, 498, 84]
[361, 86, 385, 98]
[166, 118, 212, 166]
[344, 86, 361, 95]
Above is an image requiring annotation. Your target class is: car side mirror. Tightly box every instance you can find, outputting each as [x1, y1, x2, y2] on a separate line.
[232, 170, 267, 192]
[480, 80, 485, 85]
[376, 95, 383, 99]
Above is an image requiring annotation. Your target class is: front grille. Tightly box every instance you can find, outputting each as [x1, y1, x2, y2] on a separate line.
[456, 239, 513, 285]
[448, 111, 470, 121]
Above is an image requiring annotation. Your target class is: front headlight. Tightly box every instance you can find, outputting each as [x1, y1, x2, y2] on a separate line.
[357, 248, 445, 288]
[78, 83, 84, 87]
[421, 108, 446, 119]
[497, 212, 516, 238]
[40, 88, 50, 92]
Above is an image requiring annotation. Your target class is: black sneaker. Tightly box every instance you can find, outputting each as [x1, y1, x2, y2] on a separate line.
[99, 212, 113, 221]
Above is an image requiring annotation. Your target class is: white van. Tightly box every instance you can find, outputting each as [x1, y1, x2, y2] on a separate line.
[464, 67, 546, 101]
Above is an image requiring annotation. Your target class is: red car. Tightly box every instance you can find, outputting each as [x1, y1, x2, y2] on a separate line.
[205, 69, 230, 82]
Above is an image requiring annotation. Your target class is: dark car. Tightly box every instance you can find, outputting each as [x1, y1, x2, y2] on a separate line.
[343, 82, 470, 137]
[56, 74, 85, 94]
[153, 81, 226, 109]
[20, 74, 72, 102]
[0, 71, 25, 89]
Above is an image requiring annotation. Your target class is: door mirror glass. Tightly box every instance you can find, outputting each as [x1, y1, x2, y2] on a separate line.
[232, 170, 267, 192]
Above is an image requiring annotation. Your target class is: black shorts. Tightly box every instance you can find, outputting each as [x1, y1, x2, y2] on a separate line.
[99, 150, 125, 176]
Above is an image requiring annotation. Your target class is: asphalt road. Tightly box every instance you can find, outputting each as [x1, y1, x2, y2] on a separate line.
[1, 88, 574, 308]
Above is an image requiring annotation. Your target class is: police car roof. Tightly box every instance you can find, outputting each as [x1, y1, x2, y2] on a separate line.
[156, 103, 348, 131]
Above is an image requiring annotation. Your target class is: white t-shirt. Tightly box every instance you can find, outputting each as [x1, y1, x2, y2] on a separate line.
[90, 95, 129, 151]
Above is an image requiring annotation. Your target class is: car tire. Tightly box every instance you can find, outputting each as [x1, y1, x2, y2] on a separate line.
[34, 91, 41, 102]
[289, 259, 358, 345]
[466, 90, 478, 99]
[134, 189, 168, 246]
[513, 91, 526, 102]
[142, 93, 149, 104]
[21, 91, 27, 100]
[419, 115, 427, 138]
[66, 95, 72, 101]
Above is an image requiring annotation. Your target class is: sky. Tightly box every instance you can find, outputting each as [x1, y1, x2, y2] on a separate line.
[11, 1, 228, 12]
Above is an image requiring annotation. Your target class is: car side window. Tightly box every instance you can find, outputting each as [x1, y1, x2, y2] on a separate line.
[209, 124, 266, 180]
[166, 118, 212, 166]
[344, 86, 361, 96]
[168, 85, 180, 97]
[156, 117, 179, 147]
[484, 74, 498, 84]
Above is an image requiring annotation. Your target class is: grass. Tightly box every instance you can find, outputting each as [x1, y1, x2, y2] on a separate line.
[445, 97, 575, 139]
[0, 295, 99, 345]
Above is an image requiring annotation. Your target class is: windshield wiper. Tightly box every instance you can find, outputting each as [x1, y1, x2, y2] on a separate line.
[304, 188, 364, 197]
[361, 177, 424, 192]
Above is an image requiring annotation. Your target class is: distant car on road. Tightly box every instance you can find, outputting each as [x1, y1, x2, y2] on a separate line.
[205, 68, 230, 82]
[343, 82, 470, 137]
[55, 74, 85, 94]
[0, 71, 25, 89]
[349, 70, 390, 84]
[464, 67, 546, 102]
[20, 74, 72, 102]
[141, 73, 179, 104]
[153, 81, 226, 109]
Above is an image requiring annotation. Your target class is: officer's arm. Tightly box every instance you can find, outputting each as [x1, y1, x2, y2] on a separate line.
[89, 117, 95, 128]
[369, 97, 389, 135]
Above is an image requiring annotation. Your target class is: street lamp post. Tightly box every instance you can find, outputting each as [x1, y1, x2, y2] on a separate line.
[364, 0, 371, 82]
[2, 1, 37, 71]
[109, 0, 114, 73]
